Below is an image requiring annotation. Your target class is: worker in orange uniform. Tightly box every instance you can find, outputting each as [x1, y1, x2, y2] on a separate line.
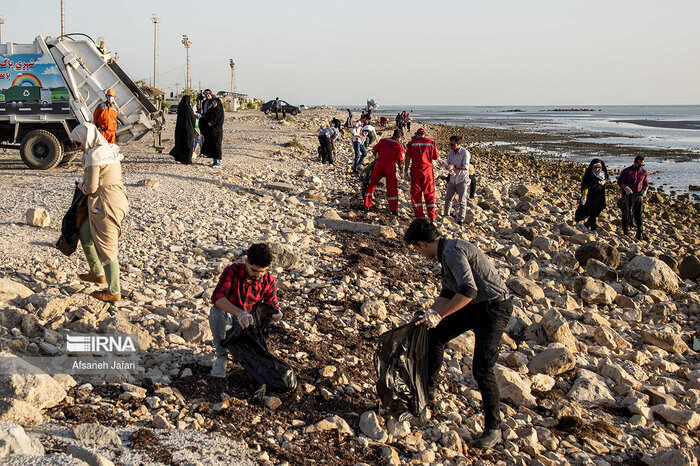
[404, 128, 439, 220]
[364, 129, 405, 215]
[93, 89, 118, 143]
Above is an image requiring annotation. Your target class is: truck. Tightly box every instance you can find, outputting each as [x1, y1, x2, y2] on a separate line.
[3, 85, 53, 104]
[0, 35, 163, 169]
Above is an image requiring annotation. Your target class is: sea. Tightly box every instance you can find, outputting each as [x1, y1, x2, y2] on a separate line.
[357, 105, 700, 196]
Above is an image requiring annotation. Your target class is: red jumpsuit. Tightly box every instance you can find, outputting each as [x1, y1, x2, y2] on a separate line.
[93, 102, 118, 143]
[406, 136, 439, 219]
[364, 137, 405, 211]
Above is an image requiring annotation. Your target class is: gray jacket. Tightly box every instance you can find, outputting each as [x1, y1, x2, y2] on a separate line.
[438, 238, 508, 304]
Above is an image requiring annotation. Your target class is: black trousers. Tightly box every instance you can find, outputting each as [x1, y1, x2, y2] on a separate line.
[428, 298, 513, 430]
[318, 135, 334, 163]
[620, 194, 643, 237]
[469, 174, 476, 198]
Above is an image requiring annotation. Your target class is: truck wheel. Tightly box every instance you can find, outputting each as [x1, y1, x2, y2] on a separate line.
[20, 130, 64, 170]
[60, 150, 79, 165]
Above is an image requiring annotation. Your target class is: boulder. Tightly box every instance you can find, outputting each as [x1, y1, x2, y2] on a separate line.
[527, 347, 576, 376]
[268, 243, 300, 270]
[25, 294, 72, 322]
[506, 277, 544, 301]
[623, 256, 679, 294]
[532, 236, 559, 254]
[359, 411, 388, 442]
[360, 300, 387, 319]
[66, 445, 115, 466]
[314, 218, 396, 238]
[573, 276, 616, 305]
[641, 330, 688, 354]
[651, 405, 700, 430]
[98, 315, 153, 349]
[0, 355, 66, 410]
[643, 449, 697, 466]
[514, 183, 544, 198]
[137, 179, 160, 188]
[0, 399, 44, 427]
[0, 421, 45, 458]
[494, 365, 536, 407]
[568, 369, 615, 403]
[25, 208, 50, 228]
[178, 319, 212, 344]
[531, 373, 556, 391]
[265, 182, 296, 193]
[0, 278, 34, 302]
[315, 415, 354, 435]
[593, 325, 631, 350]
[72, 423, 122, 447]
[575, 241, 621, 268]
[541, 309, 578, 352]
[585, 259, 619, 282]
[679, 255, 700, 280]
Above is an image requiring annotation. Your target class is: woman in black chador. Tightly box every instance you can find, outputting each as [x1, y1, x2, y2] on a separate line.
[169, 95, 195, 164]
[200, 98, 225, 168]
[575, 158, 609, 232]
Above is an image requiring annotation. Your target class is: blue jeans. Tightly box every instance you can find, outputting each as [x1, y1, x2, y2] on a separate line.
[352, 141, 367, 173]
[209, 305, 237, 357]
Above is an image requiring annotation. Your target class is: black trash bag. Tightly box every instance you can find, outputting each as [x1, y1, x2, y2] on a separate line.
[221, 302, 297, 392]
[55, 183, 86, 256]
[374, 321, 429, 417]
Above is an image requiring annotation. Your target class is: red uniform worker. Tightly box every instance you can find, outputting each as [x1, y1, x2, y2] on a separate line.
[364, 130, 405, 214]
[404, 128, 439, 219]
[93, 89, 118, 143]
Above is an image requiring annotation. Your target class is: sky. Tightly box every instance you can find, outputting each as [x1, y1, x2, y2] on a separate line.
[1, 0, 699, 106]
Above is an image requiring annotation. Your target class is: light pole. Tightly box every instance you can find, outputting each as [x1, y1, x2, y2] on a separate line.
[181, 35, 191, 92]
[60, 0, 65, 36]
[151, 15, 160, 89]
[229, 59, 235, 94]
[0, 17, 5, 44]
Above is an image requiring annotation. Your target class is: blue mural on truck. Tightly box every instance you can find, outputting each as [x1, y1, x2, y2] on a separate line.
[0, 53, 70, 115]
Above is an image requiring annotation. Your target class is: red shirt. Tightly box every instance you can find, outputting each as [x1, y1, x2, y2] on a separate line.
[373, 137, 405, 165]
[406, 137, 439, 172]
[617, 166, 649, 197]
[211, 263, 279, 314]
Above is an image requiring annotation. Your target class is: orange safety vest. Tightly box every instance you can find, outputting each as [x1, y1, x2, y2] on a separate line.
[93, 102, 118, 143]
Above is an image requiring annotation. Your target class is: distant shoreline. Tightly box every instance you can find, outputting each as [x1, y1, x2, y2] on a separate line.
[614, 119, 700, 130]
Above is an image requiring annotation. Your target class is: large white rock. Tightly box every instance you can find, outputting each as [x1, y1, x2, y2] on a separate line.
[641, 330, 688, 354]
[25, 208, 50, 228]
[0, 354, 66, 410]
[359, 411, 388, 442]
[624, 255, 679, 294]
[652, 405, 700, 430]
[0, 399, 44, 428]
[527, 347, 576, 376]
[494, 365, 536, 407]
[0, 278, 34, 302]
[568, 369, 615, 403]
[0, 421, 45, 458]
[574, 277, 617, 305]
[506, 277, 544, 301]
[541, 309, 578, 352]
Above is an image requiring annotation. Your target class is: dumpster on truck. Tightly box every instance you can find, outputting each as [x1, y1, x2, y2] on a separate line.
[0, 34, 163, 169]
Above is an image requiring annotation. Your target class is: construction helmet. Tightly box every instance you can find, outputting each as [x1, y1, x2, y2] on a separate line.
[106, 89, 116, 97]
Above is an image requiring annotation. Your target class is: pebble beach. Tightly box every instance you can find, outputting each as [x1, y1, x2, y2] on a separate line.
[0, 107, 699, 465]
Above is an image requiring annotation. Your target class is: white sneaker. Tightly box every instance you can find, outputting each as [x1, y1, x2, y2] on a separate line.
[210, 356, 227, 378]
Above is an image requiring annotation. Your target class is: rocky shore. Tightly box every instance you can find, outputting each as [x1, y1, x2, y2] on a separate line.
[0, 107, 698, 465]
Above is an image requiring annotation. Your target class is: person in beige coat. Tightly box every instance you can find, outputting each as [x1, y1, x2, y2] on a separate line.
[69, 123, 129, 302]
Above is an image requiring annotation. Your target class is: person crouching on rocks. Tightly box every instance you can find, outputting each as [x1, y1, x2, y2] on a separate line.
[574, 158, 608, 233]
[69, 123, 129, 302]
[209, 243, 282, 378]
[404, 218, 513, 450]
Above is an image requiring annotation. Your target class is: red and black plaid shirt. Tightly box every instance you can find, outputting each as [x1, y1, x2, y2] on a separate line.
[211, 263, 279, 314]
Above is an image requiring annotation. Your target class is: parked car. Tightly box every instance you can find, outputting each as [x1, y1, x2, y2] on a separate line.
[168, 105, 178, 114]
[260, 99, 300, 116]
